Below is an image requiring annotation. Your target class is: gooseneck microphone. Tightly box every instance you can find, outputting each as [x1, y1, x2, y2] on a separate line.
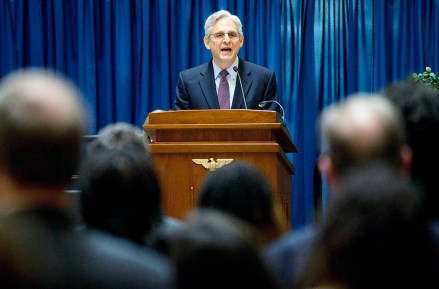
[233, 66, 248, 109]
[258, 100, 286, 126]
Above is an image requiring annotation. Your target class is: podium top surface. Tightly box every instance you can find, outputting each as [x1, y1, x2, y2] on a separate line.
[143, 109, 297, 153]
[145, 109, 282, 125]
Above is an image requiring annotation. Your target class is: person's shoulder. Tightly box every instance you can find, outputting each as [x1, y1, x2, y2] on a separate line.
[430, 220, 439, 243]
[158, 216, 185, 235]
[85, 228, 173, 266]
[83, 229, 177, 288]
[261, 225, 318, 289]
[0, 214, 177, 289]
[263, 224, 317, 256]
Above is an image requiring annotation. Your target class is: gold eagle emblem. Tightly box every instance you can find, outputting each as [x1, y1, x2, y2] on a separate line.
[192, 158, 234, 171]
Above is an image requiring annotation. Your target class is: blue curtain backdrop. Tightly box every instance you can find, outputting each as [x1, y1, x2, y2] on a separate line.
[1, 0, 438, 228]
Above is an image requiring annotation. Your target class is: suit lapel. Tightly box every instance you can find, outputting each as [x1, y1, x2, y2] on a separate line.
[231, 58, 252, 109]
[199, 61, 220, 109]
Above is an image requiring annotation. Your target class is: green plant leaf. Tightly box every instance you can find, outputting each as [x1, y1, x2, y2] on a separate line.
[413, 66, 439, 89]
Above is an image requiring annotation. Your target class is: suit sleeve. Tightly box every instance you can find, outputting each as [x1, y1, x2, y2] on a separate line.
[174, 72, 191, 110]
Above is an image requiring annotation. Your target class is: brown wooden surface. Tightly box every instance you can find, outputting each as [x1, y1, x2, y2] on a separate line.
[146, 109, 282, 124]
[143, 109, 297, 227]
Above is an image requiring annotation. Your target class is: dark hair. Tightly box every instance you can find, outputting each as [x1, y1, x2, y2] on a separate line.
[79, 123, 161, 244]
[197, 161, 281, 243]
[298, 162, 435, 289]
[169, 209, 281, 289]
[382, 79, 439, 220]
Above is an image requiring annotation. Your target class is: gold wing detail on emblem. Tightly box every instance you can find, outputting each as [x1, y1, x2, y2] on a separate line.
[192, 158, 233, 171]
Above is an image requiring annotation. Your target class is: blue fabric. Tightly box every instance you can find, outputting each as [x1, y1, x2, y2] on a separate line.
[281, 0, 439, 227]
[1, 0, 439, 228]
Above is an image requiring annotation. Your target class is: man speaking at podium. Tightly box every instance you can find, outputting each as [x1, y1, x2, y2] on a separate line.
[173, 10, 280, 111]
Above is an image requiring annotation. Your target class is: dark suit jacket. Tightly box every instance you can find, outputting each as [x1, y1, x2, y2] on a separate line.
[174, 58, 280, 111]
[0, 207, 176, 289]
[265, 223, 439, 289]
[262, 225, 317, 289]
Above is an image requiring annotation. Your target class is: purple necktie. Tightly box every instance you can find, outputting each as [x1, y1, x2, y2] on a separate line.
[217, 69, 230, 109]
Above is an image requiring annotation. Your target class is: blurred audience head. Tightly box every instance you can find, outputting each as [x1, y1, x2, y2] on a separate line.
[79, 122, 161, 244]
[317, 93, 410, 191]
[381, 79, 439, 220]
[297, 162, 435, 289]
[169, 208, 281, 289]
[0, 68, 86, 188]
[197, 161, 285, 245]
[0, 67, 88, 284]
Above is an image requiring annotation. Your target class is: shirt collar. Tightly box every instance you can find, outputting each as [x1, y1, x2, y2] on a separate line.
[213, 58, 239, 79]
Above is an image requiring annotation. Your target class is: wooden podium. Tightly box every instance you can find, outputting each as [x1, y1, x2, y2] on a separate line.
[142, 110, 297, 227]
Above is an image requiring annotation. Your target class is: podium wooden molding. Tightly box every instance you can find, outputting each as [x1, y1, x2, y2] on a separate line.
[143, 109, 297, 227]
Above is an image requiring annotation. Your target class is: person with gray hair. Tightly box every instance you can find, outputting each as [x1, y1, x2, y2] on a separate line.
[0, 69, 176, 289]
[317, 93, 411, 182]
[262, 93, 413, 289]
[174, 10, 280, 111]
[0, 69, 86, 191]
[296, 162, 436, 289]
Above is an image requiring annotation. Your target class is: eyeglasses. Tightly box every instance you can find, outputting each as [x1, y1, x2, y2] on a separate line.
[209, 32, 240, 41]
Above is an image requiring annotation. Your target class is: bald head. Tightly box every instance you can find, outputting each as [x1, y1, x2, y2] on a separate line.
[0, 69, 87, 186]
[318, 94, 405, 174]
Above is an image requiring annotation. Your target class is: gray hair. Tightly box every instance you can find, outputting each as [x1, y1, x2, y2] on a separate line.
[0, 68, 87, 186]
[92, 122, 148, 152]
[204, 10, 243, 37]
[317, 93, 405, 173]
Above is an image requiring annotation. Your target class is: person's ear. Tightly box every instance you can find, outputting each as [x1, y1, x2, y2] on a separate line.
[239, 35, 244, 48]
[204, 36, 211, 50]
[318, 154, 337, 188]
[400, 144, 413, 173]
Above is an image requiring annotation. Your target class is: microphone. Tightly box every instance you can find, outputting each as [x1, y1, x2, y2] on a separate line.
[233, 66, 248, 109]
[258, 100, 286, 126]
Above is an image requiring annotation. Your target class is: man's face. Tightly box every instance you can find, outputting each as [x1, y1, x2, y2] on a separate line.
[204, 17, 244, 69]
